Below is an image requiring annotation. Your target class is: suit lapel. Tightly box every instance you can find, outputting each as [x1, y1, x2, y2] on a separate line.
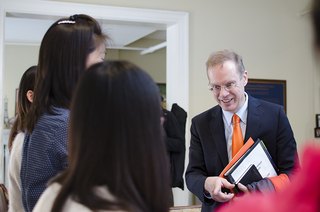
[244, 95, 263, 142]
[209, 107, 229, 168]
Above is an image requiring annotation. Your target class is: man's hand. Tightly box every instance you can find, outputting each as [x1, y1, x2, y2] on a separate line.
[232, 183, 250, 201]
[204, 177, 235, 202]
[237, 183, 249, 193]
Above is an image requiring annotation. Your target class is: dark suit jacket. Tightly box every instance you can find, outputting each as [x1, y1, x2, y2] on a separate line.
[171, 103, 188, 189]
[163, 108, 186, 189]
[185, 95, 298, 212]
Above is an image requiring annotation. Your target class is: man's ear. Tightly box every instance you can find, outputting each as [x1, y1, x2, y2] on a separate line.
[26, 90, 33, 103]
[243, 70, 248, 86]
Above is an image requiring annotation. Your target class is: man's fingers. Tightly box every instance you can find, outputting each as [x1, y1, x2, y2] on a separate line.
[221, 178, 235, 189]
[205, 177, 236, 203]
[237, 183, 249, 193]
[214, 191, 234, 202]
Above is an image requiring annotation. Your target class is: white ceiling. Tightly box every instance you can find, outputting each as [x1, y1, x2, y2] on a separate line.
[5, 16, 166, 52]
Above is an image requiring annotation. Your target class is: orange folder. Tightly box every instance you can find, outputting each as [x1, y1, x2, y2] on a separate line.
[219, 137, 255, 178]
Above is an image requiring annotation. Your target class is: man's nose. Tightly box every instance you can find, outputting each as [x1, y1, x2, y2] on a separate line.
[219, 86, 229, 96]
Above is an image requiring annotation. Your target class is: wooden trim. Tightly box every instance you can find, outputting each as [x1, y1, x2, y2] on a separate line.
[169, 205, 201, 210]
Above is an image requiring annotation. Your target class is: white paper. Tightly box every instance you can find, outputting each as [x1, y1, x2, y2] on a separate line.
[229, 142, 277, 182]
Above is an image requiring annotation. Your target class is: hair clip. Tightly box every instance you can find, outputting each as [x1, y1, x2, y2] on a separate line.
[70, 14, 79, 21]
[58, 20, 76, 25]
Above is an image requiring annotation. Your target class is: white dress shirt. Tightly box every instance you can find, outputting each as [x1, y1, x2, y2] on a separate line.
[222, 93, 248, 162]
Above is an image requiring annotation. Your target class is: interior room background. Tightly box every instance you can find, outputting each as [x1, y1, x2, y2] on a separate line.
[1, 0, 319, 207]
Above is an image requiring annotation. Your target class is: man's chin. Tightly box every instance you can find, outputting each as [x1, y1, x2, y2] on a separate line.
[220, 104, 235, 113]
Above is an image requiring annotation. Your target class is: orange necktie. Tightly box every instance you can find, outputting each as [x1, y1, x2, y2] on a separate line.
[232, 114, 243, 158]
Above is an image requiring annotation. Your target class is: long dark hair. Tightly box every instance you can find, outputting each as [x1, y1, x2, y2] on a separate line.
[51, 61, 171, 212]
[8, 66, 36, 152]
[25, 14, 109, 134]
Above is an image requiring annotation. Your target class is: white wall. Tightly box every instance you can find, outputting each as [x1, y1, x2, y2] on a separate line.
[4, 45, 39, 118]
[106, 38, 166, 83]
[119, 48, 166, 83]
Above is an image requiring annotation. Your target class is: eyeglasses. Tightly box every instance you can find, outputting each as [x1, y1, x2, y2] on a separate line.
[208, 82, 238, 93]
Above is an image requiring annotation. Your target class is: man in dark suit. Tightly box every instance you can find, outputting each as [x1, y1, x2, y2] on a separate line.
[185, 50, 298, 212]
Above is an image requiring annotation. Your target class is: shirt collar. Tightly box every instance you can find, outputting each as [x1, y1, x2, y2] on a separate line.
[222, 92, 248, 125]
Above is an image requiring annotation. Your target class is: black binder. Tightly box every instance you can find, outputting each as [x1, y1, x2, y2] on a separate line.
[223, 139, 278, 194]
[228, 164, 262, 194]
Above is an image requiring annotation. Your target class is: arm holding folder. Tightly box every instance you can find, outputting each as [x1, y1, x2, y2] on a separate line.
[220, 138, 286, 194]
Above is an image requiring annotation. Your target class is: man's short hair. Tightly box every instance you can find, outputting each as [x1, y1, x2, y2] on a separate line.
[206, 50, 246, 76]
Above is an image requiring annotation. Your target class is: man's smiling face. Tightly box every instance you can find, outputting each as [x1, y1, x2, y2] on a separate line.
[207, 60, 247, 113]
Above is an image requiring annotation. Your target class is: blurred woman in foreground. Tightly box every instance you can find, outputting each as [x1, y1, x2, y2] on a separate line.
[33, 61, 171, 212]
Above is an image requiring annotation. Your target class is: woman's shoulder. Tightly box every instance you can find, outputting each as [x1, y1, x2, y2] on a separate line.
[9, 132, 25, 166]
[10, 132, 25, 152]
[34, 183, 124, 212]
[33, 183, 92, 212]
[33, 183, 61, 212]
[41, 107, 70, 123]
